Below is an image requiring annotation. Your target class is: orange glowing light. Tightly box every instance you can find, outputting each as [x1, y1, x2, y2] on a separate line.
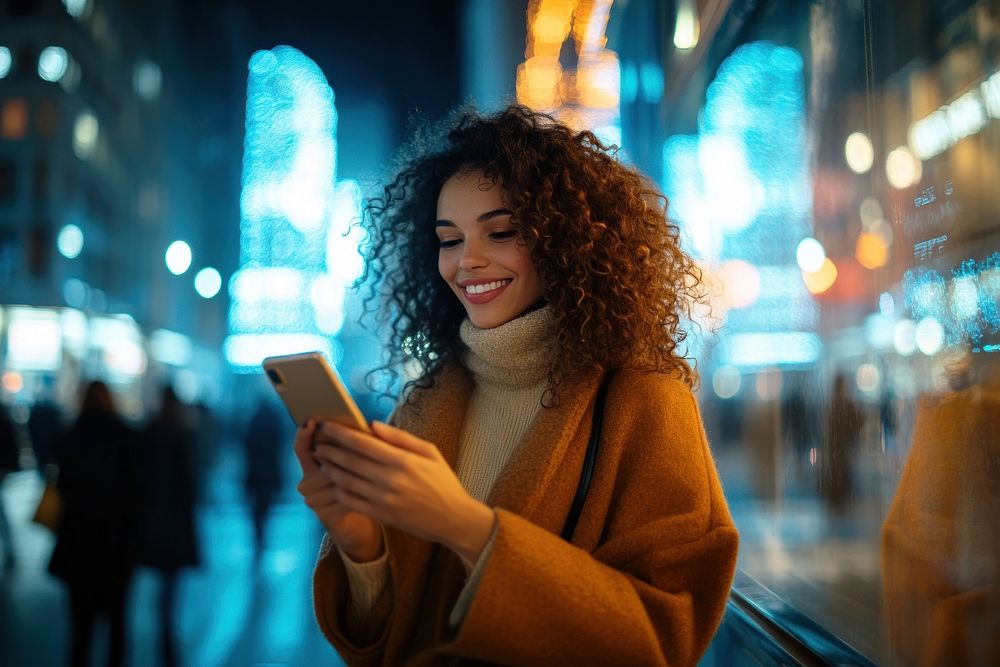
[576, 50, 620, 109]
[855, 232, 889, 269]
[571, 0, 612, 52]
[528, 0, 578, 56]
[1, 99, 29, 140]
[533, 12, 573, 45]
[2, 371, 24, 394]
[802, 258, 838, 294]
[516, 57, 563, 109]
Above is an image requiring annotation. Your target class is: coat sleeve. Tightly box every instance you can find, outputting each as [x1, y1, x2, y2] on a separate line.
[313, 534, 394, 665]
[440, 376, 739, 667]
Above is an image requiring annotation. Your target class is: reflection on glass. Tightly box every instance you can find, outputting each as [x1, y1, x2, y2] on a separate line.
[645, 0, 1000, 663]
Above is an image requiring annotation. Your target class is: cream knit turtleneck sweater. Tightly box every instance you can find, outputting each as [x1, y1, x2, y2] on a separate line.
[335, 305, 557, 630]
[454, 305, 555, 502]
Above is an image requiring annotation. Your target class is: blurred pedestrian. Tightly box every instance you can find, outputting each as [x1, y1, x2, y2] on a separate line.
[135, 386, 201, 667]
[0, 402, 20, 570]
[28, 386, 66, 477]
[48, 381, 140, 667]
[820, 373, 863, 514]
[243, 396, 285, 557]
[192, 400, 220, 502]
[781, 372, 814, 480]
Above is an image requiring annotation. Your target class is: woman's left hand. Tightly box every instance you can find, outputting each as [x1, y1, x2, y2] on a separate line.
[313, 420, 496, 565]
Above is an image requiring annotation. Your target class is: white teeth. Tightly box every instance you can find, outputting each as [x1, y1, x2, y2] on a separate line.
[465, 279, 511, 295]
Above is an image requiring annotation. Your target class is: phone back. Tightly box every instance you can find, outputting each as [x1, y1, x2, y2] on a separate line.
[262, 352, 371, 433]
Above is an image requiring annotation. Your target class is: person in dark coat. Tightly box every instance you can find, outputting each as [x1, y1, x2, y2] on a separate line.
[136, 386, 201, 667]
[28, 394, 66, 476]
[243, 396, 285, 558]
[820, 374, 864, 514]
[0, 402, 20, 570]
[49, 381, 140, 667]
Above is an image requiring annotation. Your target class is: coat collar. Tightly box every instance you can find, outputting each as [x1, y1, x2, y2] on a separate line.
[395, 362, 605, 521]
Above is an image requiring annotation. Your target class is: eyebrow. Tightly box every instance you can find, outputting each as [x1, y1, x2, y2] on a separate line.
[435, 208, 513, 227]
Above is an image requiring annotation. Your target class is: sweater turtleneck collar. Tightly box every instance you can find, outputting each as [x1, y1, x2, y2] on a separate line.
[459, 305, 556, 389]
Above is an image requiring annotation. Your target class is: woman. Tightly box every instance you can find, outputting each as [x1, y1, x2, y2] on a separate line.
[136, 386, 201, 667]
[49, 381, 140, 667]
[294, 105, 738, 666]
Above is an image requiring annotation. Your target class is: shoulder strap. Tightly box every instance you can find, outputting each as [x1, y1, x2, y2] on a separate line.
[561, 373, 611, 542]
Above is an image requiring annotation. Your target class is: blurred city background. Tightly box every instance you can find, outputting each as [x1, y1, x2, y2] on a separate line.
[1, 0, 998, 665]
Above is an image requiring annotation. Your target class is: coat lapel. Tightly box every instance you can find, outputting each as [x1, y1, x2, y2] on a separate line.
[487, 366, 604, 526]
[392, 362, 472, 469]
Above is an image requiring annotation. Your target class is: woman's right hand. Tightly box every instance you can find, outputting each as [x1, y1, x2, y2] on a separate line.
[294, 420, 384, 562]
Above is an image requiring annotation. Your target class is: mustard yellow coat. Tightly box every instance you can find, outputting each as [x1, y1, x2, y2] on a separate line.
[313, 364, 739, 666]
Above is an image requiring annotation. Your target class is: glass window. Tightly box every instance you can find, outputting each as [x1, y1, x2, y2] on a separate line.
[616, 0, 1000, 664]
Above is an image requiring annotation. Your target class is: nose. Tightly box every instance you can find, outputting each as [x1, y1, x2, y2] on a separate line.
[458, 238, 487, 270]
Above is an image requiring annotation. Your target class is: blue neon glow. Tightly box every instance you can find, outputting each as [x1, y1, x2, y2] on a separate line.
[662, 41, 816, 368]
[901, 252, 1000, 347]
[228, 46, 344, 370]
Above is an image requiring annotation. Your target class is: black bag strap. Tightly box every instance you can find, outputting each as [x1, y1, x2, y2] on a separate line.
[561, 373, 611, 542]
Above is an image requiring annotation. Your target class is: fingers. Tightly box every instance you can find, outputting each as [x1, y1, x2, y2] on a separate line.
[293, 420, 320, 474]
[321, 454, 382, 501]
[300, 484, 340, 511]
[315, 444, 384, 485]
[371, 421, 437, 457]
[317, 421, 408, 467]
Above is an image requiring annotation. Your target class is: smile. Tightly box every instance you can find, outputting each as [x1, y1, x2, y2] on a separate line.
[462, 279, 512, 304]
[464, 279, 511, 295]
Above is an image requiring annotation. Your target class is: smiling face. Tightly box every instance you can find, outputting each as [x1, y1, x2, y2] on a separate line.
[435, 169, 545, 329]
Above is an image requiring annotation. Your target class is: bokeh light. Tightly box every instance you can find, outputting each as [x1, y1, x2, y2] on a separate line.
[893, 318, 917, 356]
[60, 0, 90, 18]
[38, 46, 69, 82]
[844, 131, 874, 174]
[57, 224, 84, 259]
[712, 365, 742, 399]
[576, 50, 621, 109]
[796, 237, 826, 273]
[859, 197, 883, 226]
[855, 232, 889, 269]
[879, 291, 895, 315]
[516, 57, 563, 109]
[194, 267, 222, 299]
[165, 240, 193, 275]
[0, 47, 11, 79]
[673, 0, 700, 50]
[62, 278, 90, 309]
[2, 371, 23, 394]
[802, 258, 838, 294]
[864, 312, 895, 350]
[73, 111, 99, 159]
[886, 146, 922, 189]
[133, 59, 162, 100]
[855, 363, 880, 393]
[915, 316, 944, 355]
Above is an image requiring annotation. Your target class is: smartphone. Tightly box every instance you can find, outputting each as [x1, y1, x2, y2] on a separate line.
[262, 351, 372, 434]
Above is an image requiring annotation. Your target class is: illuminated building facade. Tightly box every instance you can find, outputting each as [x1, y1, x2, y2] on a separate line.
[0, 0, 239, 412]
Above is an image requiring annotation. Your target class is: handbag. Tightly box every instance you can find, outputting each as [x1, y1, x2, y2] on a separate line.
[32, 480, 62, 531]
[561, 373, 611, 542]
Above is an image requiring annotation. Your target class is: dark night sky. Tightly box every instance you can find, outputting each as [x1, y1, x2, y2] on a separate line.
[175, 0, 465, 178]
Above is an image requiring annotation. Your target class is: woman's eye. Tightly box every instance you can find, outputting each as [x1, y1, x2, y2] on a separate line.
[490, 231, 517, 241]
[438, 239, 461, 249]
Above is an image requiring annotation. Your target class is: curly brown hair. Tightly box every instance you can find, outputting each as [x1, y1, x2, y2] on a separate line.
[357, 104, 704, 406]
